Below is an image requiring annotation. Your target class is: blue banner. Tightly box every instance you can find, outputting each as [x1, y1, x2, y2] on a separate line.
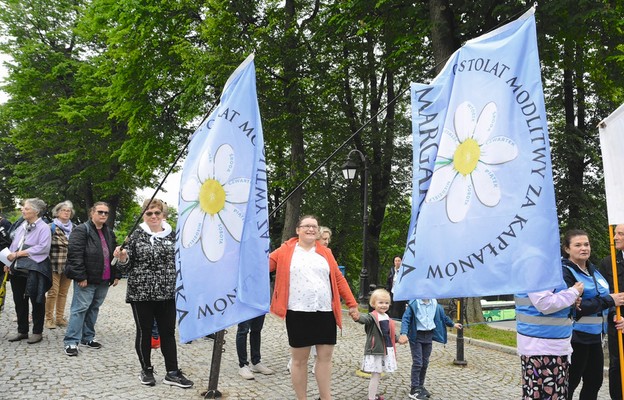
[175, 54, 270, 342]
[394, 8, 563, 300]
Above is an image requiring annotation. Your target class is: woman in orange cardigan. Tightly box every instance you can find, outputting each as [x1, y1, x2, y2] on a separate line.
[270, 215, 359, 400]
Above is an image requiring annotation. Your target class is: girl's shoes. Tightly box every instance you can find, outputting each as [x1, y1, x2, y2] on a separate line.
[151, 336, 161, 349]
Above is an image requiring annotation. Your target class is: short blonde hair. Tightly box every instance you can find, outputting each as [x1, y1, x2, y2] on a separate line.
[369, 288, 391, 307]
[142, 198, 168, 217]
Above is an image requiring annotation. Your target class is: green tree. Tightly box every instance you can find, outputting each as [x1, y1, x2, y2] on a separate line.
[0, 0, 138, 222]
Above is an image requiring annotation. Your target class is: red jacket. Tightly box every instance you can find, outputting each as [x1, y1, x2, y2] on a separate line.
[269, 237, 357, 329]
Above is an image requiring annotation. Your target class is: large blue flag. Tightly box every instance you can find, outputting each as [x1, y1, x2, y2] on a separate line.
[394, 8, 563, 300]
[175, 54, 270, 342]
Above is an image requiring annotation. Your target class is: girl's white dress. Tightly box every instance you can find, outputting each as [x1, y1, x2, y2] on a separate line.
[361, 313, 398, 373]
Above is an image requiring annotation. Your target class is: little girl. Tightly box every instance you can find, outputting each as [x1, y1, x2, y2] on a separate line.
[355, 288, 398, 400]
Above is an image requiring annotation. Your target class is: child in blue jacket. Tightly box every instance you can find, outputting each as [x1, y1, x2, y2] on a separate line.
[398, 299, 461, 399]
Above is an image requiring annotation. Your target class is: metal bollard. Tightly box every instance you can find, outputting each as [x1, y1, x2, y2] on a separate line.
[453, 298, 468, 366]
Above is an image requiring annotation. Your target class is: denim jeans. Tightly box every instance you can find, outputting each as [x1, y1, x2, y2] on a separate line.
[409, 330, 433, 389]
[236, 314, 265, 367]
[64, 281, 109, 346]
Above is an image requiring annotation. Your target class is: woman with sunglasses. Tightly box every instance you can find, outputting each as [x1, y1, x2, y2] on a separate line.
[63, 201, 121, 356]
[114, 199, 193, 389]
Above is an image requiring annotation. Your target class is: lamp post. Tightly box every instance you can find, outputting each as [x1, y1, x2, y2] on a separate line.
[341, 149, 369, 308]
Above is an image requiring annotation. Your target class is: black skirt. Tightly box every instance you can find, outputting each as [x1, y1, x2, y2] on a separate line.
[285, 310, 337, 348]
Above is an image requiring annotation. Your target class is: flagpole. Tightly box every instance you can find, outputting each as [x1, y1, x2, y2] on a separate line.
[114, 99, 221, 255]
[608, 225, 624, 400]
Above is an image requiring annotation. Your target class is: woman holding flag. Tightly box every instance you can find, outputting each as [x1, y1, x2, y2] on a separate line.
[269, 215, 359, 400]
[114, 199, 193, 389]
[562, 229, 624, 399]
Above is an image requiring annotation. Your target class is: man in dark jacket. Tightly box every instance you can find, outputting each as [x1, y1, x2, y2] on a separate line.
[599, 224, 624, 400]
[63, 202, 120, 356]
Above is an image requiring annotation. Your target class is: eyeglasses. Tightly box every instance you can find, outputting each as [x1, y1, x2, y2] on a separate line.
[298, 224, 319, 230]
[145, 211, 162, 217]
[59, 209, 71, 212]
[96, 210, 109, 216]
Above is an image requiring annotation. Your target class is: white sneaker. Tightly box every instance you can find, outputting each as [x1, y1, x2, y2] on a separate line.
[311, 361, 316, 374]
[239, 365, 255, 380]
[250, 362, 274, 375]
[287, 358, 292, 374]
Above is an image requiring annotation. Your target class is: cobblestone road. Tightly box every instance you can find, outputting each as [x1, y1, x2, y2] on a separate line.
[0, 280, 610, 399]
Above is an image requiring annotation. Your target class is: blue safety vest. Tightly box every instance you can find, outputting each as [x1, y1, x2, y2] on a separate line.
[564, 265, 609, 335]
[515, 285, 573, 339]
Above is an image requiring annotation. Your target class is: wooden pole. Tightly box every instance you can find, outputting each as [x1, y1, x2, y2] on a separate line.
[608, 225, 624, 400]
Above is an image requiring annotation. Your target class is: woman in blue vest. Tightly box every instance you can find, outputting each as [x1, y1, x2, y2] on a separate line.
[515, 281, 583, 399]
[562, 229, 624, 399]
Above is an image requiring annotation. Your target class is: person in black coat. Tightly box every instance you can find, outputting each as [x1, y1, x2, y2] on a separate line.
[599, 224, 624, 400]
[62, 202, 120, 356]
[0, 215, 12, 250]
[386, 256, 407, 319]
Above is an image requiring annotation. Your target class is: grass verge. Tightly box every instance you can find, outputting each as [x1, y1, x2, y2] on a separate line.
[461, 323, 517, 347]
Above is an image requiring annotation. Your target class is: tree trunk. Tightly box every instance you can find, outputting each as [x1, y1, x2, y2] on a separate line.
[280, 0, 306, 243]
[429, 0, 460, 74]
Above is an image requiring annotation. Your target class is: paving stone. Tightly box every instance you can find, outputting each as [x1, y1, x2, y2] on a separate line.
[0, 279, 610, 399]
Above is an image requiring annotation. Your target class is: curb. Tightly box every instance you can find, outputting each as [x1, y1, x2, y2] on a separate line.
[448, 333, 517, 356]
[448, 333, 610, 377]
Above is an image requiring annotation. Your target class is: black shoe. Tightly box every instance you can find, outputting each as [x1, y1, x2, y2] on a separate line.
[409, 387, 421, 400]
[163, 369, 194, 388]
[81, 340, 102, 349]
[64, 345, 78, 356]
[418, 386, 431, 398]
[140, 367, 156, 386]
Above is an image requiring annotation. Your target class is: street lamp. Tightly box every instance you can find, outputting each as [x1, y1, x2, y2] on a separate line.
[341, 149, 369, 308]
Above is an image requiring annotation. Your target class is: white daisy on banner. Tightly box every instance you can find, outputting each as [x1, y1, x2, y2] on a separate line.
[180, 143, 251, 262]
[425, 101, 518, 223]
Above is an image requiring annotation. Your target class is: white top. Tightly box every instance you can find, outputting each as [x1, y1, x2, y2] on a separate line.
[392, 269, 399, 293]
[287, 243, 332, 312]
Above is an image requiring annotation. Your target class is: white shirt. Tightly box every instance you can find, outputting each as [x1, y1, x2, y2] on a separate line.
[287, 244, 332, 312]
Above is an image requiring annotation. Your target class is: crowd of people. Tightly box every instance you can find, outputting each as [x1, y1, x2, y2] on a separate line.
[5, 200, 624, 399]
[2, 198, 194, 389]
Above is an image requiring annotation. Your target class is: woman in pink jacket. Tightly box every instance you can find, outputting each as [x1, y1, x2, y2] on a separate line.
[270, 215, 359, 400]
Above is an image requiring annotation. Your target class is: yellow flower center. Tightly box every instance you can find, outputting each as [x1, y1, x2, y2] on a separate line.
[453, 138, 481, 176]
[199, 179, 226, 215]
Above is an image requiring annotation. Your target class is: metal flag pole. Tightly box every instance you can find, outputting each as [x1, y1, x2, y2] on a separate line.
[113, 98, 221, 258]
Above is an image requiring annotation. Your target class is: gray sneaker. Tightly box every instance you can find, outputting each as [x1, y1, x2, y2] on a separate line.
[239, 365, 255, 380]
[250, 362, 274, 375]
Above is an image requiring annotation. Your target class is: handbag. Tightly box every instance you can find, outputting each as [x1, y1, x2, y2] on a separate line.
[13, 257, 39, 271]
